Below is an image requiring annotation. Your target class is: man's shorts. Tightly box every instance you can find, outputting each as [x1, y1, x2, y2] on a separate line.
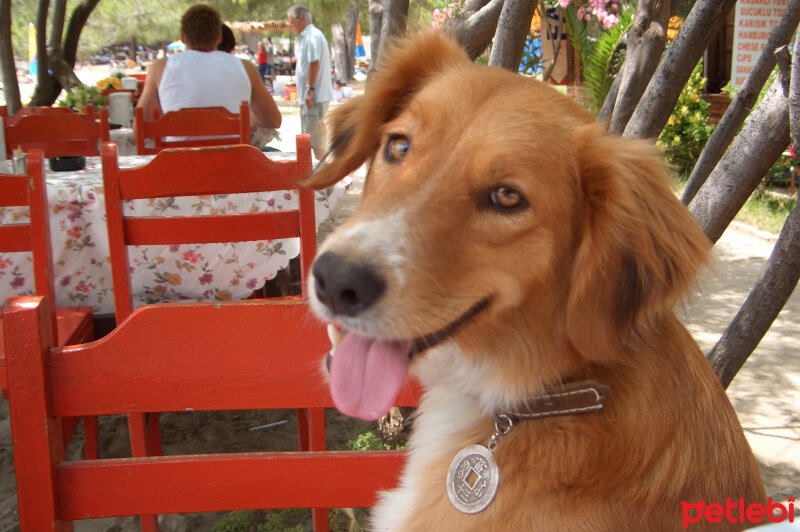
[300, 101, 329, 155]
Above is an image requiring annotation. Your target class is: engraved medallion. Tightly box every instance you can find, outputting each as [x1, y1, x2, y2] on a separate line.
[446, 444, 499, 514]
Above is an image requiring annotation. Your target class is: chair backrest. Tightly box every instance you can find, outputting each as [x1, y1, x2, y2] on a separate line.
[134, 101, 250, 155]
[0, 150, 58, 338]
[3, 296, 420, 531]
[101, 135, 315, 321]
[0, 105, 76, 124]
[3, 105, 109, 158]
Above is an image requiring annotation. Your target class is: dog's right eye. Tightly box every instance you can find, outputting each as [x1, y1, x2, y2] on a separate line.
[487, 185, 527, 212]
[384, 135, 410, 163]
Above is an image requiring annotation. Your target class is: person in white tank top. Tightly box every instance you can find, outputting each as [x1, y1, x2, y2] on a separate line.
[136, 5, 281, 130]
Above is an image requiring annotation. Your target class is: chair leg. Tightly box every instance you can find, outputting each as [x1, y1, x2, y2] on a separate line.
[61, 417, 81, 448]
[301, 408, 328, 531]
[83, 416, 99, 460]
[139, 514, 159, 532]
[129, 413, 161, 531]
[311, 507, 329, 532]
[296, 408, 309, 451]
[147, 413, 163, 456]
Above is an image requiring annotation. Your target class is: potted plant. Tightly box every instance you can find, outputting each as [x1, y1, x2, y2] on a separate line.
[58, 84, 108, 115]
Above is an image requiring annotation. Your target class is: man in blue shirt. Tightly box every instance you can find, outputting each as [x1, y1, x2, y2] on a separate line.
[288, 5, 332, 159]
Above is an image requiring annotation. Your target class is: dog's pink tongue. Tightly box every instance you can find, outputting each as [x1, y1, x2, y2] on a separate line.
[329, 331, 411, 420]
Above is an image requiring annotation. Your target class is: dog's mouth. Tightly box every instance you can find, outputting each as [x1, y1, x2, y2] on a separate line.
[326, 298, 490, 420]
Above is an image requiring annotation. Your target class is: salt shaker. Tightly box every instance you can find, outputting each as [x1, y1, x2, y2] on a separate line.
[12, 153, 26, 175]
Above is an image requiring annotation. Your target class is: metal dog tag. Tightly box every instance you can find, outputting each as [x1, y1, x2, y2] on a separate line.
[446, 444, 499, 514]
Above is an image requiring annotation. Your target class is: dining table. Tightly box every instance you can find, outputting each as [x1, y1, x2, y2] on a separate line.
[0, 152, 348, 315]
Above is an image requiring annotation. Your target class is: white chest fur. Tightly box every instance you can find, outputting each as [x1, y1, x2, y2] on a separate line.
[369, 387, 482, 531]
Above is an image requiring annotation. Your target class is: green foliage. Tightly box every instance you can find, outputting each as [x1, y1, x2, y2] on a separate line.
[735, 189, 796, 235]
[657, 61, 714, 176]
[57, 85, 107, 113]
[258, 509, 307, 532]
[211, 509, 308, 532]
[211, 510, 259, 532]
[578, 6, 631, 115]
[346, 430, 407, 451]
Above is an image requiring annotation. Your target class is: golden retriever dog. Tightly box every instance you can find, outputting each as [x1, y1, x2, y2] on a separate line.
[304, 32, 765, 531]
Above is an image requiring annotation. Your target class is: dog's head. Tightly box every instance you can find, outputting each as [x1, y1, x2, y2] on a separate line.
[305, 32, 710, 419]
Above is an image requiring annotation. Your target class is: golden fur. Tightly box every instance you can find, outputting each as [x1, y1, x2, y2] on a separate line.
[305, 33, 765, 531]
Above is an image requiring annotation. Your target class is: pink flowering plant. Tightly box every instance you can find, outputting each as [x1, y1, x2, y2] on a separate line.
[557, 0, 621, 29]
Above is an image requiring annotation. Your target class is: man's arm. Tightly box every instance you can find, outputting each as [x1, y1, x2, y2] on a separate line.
[241, 59, 282, 128]
[304, 60, 320, 108]
[134, 58, 166, 122]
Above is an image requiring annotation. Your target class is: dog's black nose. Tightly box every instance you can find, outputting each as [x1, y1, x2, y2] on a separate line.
[312, 252, 386, 316]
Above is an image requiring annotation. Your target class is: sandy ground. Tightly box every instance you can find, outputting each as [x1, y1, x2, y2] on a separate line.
[1, 69, 798, 530]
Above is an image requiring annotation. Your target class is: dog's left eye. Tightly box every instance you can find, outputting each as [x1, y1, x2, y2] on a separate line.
[488, 186, 526, 212]
[384, 135, 410, 163]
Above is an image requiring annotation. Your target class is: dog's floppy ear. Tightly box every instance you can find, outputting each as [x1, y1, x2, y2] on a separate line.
[302, 32, 469, 190]
[565, 126, 711, 360]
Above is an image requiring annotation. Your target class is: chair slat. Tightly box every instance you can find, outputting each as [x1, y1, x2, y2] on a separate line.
[0, 178, 27, 207]
[57, 451, 407, 519]
[118, 148, 301, 199]
[0, 224, 33, 252]
[121, 211, 301, 246]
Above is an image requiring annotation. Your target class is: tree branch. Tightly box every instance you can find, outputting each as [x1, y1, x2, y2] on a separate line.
[606, 0, 675, 134]
[489, 0, 536, 70]
[50, 0, 67, 51]
[792, 25, 800, 156]
[709, 199, 800, 388]
[622, 0, 737, 139]
[377, 0, 409, 65]
[445, 0, 505, 60]
[689, 76, 790, 243]
[0, 0, 21, 113]
[368, 0, 383, 70]
[681, 3, 800, 205]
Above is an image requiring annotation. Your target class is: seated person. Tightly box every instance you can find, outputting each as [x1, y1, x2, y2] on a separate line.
[218, 24, 236, 53]
[136, 5, 281, 131]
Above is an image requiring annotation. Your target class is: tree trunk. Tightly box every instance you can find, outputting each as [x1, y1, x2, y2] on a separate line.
[345, 0, 359, 80]
[369, 0, 383, 70]
[35, 0, 50, 92]
[377, 0, 408, 65]
[332, 23, 349, 83]
[790, 8, 800, 154]
[50, 0, 67, 51]
[489, 0, 536, 71]
[622, 0, 736, 139]
[29, 0, 101, 106]
[606, 0, 676, 135]
[597, 66, 623, 123]
[709, 200, 800, 388]
[689, 77, 790, 243]
[444, 0, 505, 60]
[0, 0, 21, 113]
[682, 5, 800, 205]
[63, 0, 101, 66]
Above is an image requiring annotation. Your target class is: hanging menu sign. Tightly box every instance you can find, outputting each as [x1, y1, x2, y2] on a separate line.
[731, 0, 788, 88]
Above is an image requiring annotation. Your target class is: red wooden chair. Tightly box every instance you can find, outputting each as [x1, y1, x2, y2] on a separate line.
[102, 136, 318, 529]
[134, 101, 250, 155]
[0, 104, 74, 122]
[0, 150, 97, 456]
[3, 105, 109, 158]
[4, 296, 420, 532]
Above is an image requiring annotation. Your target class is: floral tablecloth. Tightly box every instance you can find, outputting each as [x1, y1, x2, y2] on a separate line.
[0, 153, 347, 314]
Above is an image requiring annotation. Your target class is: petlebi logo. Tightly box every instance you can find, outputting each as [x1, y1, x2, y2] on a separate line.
[681, 497, 796, 528]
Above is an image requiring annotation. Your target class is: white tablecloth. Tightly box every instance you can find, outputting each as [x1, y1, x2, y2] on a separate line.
[0, 152, 346, 314]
